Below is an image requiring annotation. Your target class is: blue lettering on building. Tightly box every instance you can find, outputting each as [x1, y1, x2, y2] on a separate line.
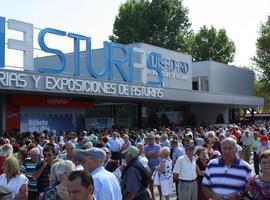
[0, 17, 5, 68]
[0, 16, 197, 86]
[147, 51, 189, 75]
[147, 52, 163, 85]
[38, 28, 67, 74]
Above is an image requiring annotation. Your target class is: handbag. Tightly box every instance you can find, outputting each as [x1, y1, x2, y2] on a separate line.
[151, 170, 160, 185]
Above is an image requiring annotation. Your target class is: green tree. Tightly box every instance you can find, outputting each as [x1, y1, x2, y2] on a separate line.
[255, 80, 270, 112]
[190, 25, 236, 63]
[110, 0, 192, 52]
[253, 16, 270, 84]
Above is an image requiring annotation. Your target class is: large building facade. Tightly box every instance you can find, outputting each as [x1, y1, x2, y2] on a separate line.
[0, 17, 263, 133]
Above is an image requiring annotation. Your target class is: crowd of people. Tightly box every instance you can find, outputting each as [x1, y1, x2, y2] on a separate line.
[0, 123, 269, 200]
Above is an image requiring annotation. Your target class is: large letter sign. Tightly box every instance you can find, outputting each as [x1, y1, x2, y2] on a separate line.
[8, 19, 34, 71]
[0, 17, 5, 68]
[38, 28, 67, 74]
[0, 16, 169, 86]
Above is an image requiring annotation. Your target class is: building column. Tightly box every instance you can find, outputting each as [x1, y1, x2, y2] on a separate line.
[251, 108, 255, 123]
[137, 103, 142, 128]
[1, 94, 6, 131]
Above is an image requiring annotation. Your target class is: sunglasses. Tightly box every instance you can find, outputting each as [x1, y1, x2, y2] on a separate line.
[44, 154, 53, 157]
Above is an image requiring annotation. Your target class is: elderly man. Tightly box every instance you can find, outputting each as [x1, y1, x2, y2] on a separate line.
[202, 137, 252, 200]
[173, 143, 197, 200]
[241, 130, 253, 163]
[122, 145, 150, 200]
[108, 131, 122, 163]
[144, 134, 161, 199]
[20, 147, 41, 200]
[75, 147, 122, 200]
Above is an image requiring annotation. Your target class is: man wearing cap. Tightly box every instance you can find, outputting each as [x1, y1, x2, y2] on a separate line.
[173, 143, 197, 200]
[75, 147, 122, 200]
[122, 146, 150, 200]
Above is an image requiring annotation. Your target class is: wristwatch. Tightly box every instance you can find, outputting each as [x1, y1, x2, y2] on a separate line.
[237, 191, 242, 197]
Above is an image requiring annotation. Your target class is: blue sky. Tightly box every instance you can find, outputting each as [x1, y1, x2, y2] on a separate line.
[1, 0, 270, 67]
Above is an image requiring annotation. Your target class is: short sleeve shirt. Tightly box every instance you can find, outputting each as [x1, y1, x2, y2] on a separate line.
[0, 174, 28, 197]
[144, 144, 161, 170]
[36, 162, 51, 193]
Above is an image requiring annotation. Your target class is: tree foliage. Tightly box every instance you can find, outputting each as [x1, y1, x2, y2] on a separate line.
[253, 16, 270, 83]
[110, 0, 192, 52]
[255, 80, 270, 112]
[190, 25, 236, 63]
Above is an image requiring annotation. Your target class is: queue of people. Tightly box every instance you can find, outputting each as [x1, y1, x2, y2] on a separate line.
[0, 123, 269, 200]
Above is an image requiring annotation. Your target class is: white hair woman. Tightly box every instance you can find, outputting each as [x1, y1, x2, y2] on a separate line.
[43, 160, 75, 200]
[0, 144, 13, 175]
[157, 147, 173, 200]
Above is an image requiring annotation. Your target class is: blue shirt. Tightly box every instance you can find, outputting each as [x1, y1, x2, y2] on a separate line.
[172, 146, 184, 164]
[91, 166, 122, 200]
[108, 138, 121, 152]
[144, 144, 161, 170]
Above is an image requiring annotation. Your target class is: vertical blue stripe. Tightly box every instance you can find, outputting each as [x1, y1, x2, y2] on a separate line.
[0, 17, 5, 68]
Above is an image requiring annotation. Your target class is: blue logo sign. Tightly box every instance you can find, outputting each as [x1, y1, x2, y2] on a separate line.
[0, 16, 190, 87]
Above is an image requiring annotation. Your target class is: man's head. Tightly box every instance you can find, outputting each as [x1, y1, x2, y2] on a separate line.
[43, 146, 55, 165]
[221, 137, 237, 163]
[68, 170, 94, 200]
[75, 148, 106, 173]
[147, 134, 155, 145]
[28, 147, 40, 162]
[123, 146, 140, 163]
[185, 143, 195, 159]
[38, 133, 46, 143]
[66, 142, 76, 155]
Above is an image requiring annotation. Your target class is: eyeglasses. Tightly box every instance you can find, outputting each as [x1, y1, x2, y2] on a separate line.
[148, 138, 154, 140]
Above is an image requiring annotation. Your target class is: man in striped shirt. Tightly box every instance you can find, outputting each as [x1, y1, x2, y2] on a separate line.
[20, 147, 41, 200]
[202, 137, 251, 200]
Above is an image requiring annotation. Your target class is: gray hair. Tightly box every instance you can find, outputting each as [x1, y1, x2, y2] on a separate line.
[51, 160, 75, 184]
[65, 142, 76, 149]
[136, 142, 144, 148]
[221, 137, 237, 148]
[29, 147, 40, 155]
[161, 147, 170, 157]
[82, 141, 93, 149]
[0, 144, 13, 157]
[50, 160, 62, 185]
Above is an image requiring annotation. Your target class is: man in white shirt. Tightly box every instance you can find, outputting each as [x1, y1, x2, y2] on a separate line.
[241, 130, 253, 163]
[108, 131, 122, 163]
[173, 143, 197, 200]
[75, 147, 122, 200]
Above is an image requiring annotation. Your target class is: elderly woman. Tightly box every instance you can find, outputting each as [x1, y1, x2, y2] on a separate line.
[246, 150, 270, 199]
[0, 156, 28, 200]
[0, 144, 13, 175]
[43, 160, 75, 199]
[157, 147, 173, 200]
[42, 160, 75, 200]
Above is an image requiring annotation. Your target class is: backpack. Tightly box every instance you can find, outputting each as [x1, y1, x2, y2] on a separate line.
[123, 159, 150, 188]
